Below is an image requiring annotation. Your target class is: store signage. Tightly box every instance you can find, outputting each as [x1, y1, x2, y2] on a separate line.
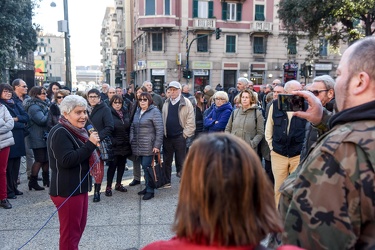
[192, 61, 212, 69]
[193, 70, 209, 76]
[148, 61, 167, 68]
[315, 63, 332, 71]
[152, 70, 165, 76]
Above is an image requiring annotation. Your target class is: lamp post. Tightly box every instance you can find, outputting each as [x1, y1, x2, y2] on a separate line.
[51, 0, 71, 90]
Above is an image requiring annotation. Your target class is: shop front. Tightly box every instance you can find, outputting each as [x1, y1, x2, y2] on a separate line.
[283, 62, 298, 83]
[315, 63, 333, 77]
[148, 61, 167, 95]
[250, 63, 267, 85]
[192, 61, 212, 93]
[223, 62, 239, 93]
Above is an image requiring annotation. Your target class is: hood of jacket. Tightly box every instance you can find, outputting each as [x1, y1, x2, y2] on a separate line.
[23, 97, 48, 112]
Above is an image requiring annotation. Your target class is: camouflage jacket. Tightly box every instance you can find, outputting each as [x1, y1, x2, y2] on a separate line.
[279, 100, 375, 250]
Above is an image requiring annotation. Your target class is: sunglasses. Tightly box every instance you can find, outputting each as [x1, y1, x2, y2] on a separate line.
[56, 96, 65, 99]
[309, 89, 328, 96]
[139, 99, 148, 102]
[40, 92, 47, 95]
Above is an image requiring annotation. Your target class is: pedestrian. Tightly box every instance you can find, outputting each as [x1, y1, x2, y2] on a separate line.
[47, 95, 100, 249]
[0, 94, 15, 209]
[143, 80, 163, 111]
[46, 82, 61, 103]
[47, 89, 70, 129]
[162, 81, 195, 183]
[204, 91, 232, 132]
[142, 133, 301, 250]
[280, 36, 375, 249]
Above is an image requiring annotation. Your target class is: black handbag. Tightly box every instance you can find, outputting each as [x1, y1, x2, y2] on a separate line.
[98, 136, 114, 161]
[146, 152, 168, 189]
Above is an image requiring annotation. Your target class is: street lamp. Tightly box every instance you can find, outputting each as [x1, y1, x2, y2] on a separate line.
[51, 0, 72, 90]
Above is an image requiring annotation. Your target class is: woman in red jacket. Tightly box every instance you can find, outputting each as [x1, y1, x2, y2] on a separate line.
[143, 133, 302, 250]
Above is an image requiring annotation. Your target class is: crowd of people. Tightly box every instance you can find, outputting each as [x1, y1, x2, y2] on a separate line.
[0, 36, 374, 250]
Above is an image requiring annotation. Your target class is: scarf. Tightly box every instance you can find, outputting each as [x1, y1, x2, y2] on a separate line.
[59, 116, 103, 182]
[116, 109, 123, 120]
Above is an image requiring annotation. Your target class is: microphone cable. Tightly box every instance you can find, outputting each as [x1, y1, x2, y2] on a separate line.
[18, 157, 100, 250]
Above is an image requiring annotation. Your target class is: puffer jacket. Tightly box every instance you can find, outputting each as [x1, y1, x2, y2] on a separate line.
[204, 102, 233, 132]
[130, 105, 163, 156]
[225, 106, 264, 150]
[86, 101, 114, 141]
[0, 104, 15, 149]
[23, 98, 49, 149]
[110, 106, 132, 156]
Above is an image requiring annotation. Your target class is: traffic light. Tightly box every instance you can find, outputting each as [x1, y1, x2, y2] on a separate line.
[187, 70, 192, 79]
[183, 69, 188, 79]
[300, 63, 306, 77]
[215, 28, 222, 40]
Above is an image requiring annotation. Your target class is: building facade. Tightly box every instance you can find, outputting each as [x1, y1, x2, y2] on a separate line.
[101, 0, 344, 93]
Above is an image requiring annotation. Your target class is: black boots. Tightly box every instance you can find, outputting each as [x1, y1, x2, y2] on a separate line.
[93, 183, 101, 202]
[28, 175, 45, 191]
[42, 171, 50, 187]
[0, 199, 12, 209]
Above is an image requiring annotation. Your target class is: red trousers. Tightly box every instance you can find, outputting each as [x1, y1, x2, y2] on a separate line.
[51, 193, 88, 250]
[0, 147, 10, 200]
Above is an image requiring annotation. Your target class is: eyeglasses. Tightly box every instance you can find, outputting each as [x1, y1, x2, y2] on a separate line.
[88, 96, 99, 99]
[3, 90, 12, 93]
[215, 98, 226, 101]
[309, 89, 328, 96]
[56, 96, 65, 99]
[139, 99, 148, 102]
[40, 92, 47, 95]
[18, 85, 27, 88]
[113, 102, 122, 104]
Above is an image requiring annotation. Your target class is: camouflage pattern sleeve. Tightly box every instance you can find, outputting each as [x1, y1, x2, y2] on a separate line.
[280, 124, 375, 250]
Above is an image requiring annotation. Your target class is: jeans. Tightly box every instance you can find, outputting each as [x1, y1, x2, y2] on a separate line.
[139, 155, 154, 193]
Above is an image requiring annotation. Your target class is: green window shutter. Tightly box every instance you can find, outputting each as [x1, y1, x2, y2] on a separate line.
[222, 2, 227, 20]
[193, 0, 198, 18]
[236, 4, 242, 21]
[208, 1, 214, 18]
[255, 5, 265, 21]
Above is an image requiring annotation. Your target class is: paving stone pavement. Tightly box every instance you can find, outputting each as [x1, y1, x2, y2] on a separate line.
[0, 160, 178, 250]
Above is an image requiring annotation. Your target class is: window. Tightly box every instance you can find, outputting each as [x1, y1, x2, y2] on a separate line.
[226, 35, 236, 53]
[152, 33, 163, 51]
[319, 38, 328, 56]
[193, 0, 213, 18]
[197, 34, 208, 52]
[287, 37, 297, 55]
[255, 5, 265, 21]
[145, 0, 155, 15]
[222, 3, 242, 21]
[48, 38, 50, 44]
[165, 0, 170, 15]
[254, 37, 264, 54]
[49, 65, 52, 70]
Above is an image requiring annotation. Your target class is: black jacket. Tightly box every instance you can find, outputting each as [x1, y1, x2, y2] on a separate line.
[86, 101, 114, 140]
[48, 124, 96, 197]
[110, 106, 132, 156]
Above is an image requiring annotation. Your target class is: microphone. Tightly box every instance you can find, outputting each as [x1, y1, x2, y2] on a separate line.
[87, 124, 96, 134]
[87, 125, 100, 147]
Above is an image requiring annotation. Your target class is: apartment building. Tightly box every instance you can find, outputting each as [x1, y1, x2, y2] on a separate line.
[102, 0, 343, 94]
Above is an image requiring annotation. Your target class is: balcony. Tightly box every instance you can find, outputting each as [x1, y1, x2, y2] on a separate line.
[193, 18, 216, 30]
[138, 16, 176, 30]
[249, 21, 273, 34]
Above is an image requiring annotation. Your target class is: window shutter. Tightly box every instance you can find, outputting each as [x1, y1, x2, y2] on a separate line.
[236, 4, 242, 21]
[222, 2, 227, 20]
[193, 0, 198, 18]
[208, 1, 214, 18]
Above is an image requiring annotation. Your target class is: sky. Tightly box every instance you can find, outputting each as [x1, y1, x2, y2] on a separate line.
[33, 0, 114, 66]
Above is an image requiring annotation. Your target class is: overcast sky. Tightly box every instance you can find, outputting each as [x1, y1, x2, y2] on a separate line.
[33, 0, 113, 66]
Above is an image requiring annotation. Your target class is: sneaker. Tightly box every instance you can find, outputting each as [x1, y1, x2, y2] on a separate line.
[105, 187, 112, 197]
[129, 179, 141, 186]
[0, 199, 12, 209]
[157, 183, 171, 190]
[142, 192, 154, 200]
[137, 188, 147, 195]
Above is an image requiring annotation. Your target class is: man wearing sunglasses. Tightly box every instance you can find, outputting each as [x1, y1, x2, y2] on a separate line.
[300, 75, 336, 160]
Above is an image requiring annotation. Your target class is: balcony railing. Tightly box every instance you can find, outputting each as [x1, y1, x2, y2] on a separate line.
[253, 45, 265, 54]
[193, 18, 216, 29]
[249, 21, 273, 33]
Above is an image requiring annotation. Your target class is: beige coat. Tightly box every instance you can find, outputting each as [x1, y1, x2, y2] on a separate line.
[225, 106, 264, 150]
[162, 95, 195, 138]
